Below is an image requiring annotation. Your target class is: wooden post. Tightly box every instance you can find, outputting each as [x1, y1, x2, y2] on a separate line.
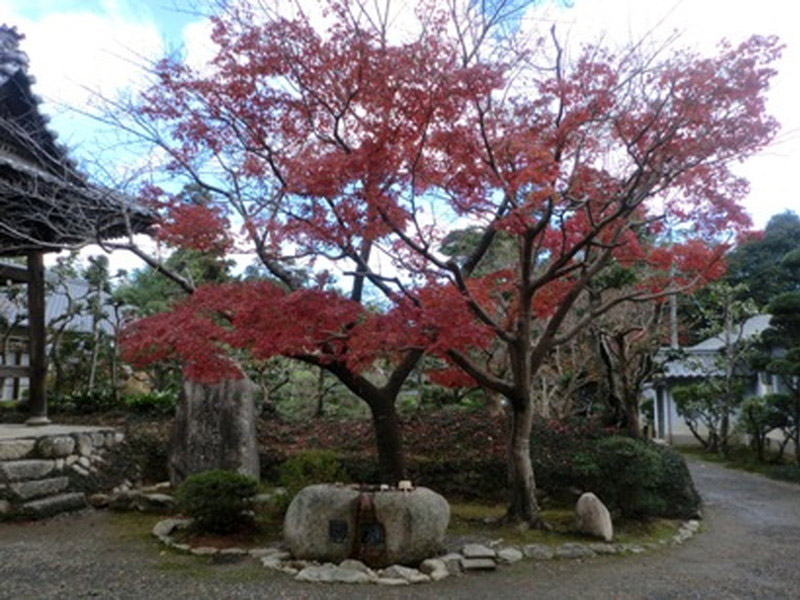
[25, 251, 49, 425]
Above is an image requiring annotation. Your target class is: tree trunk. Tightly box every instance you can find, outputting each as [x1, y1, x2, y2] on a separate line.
[720, 412, 730, 456]
[794, 395, 800, 466]
[369, 396, 406, 484]
[314, 367, 325, 418]
[622, 391, 642, 438]
[506, 401, 539, 524]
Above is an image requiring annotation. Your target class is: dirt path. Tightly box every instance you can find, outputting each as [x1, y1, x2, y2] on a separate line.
[1, 458, 798, 599]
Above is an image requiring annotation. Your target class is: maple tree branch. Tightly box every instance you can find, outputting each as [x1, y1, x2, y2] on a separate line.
[382, 348, 425, 399]
[446, 348, 515, 397]
[447, 259, 514, 343]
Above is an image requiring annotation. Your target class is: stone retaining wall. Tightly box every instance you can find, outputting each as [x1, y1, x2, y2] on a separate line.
[0, 425, 124, 519]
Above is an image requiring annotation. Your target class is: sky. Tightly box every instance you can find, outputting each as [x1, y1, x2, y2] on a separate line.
[1, 0, 798, 274]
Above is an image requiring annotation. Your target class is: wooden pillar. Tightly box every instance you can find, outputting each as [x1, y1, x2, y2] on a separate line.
[25, 251, 49, 425]
[12, 350, 20, 400]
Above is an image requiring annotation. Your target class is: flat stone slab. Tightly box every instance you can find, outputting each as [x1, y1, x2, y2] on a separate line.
[295, 564, 374, 584]
[461, 558, 497, 571]
[462, 543, 496, 559]
[0, 459, 55, 481]
[0, 424, 116, 442]
[10, 476, 69, 500]
[0, 439, 36, 460]
[20, 492, 87, 519]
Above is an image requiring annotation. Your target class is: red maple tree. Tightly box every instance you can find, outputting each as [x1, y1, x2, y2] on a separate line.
[119, 0, 780, 523]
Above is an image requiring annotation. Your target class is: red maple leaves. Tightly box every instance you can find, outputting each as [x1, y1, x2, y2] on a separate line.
[124, 0, 781, 391]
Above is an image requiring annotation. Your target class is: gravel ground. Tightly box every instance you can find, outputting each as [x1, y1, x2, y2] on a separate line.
[1, 458, 798, 600]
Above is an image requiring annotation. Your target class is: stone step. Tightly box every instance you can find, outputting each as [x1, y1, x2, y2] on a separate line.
[0, 439, 36, 461]
[20, 492, 88, 519]
[0, 459, 56, 482]
[10, 476, 70, 501]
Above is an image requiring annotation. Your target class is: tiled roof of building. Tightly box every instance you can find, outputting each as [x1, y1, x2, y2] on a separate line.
[0, 24, 151, 255]
[0, 276, 115, 335]
[656, 314, 772, 380]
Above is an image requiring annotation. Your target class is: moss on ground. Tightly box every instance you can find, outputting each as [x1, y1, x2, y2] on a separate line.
[449, 502, 682, 546]
[109, 511, 164, 543]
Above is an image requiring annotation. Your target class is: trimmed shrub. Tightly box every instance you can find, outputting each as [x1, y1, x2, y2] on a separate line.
[176, 470, 259, 534]
[574, 436, 700, 519]
[651, 443, 702, 518]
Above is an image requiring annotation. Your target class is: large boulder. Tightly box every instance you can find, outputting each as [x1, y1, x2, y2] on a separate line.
[374, 487, 450, 566]
[283, 484, 450, 568]
[575, 492, 613, 542]
[168, 377, 260, 487]
[284, 484, 360, 564]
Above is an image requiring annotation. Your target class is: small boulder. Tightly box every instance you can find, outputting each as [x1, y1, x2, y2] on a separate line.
[134, 493, 176, 513]
[575, 492, 613, 542]
[522, 544, 554, 560]
[588, 543, 620, 555]
[461, 543, 496, 559]
[87, 493, 110, 509]
[380, 564, 430, 584]
[439, 552, 464, 574]
[496, 547, 523, 564]
[152, 517, 192, 540]
[36, 436, 75, 458]
[419, 558, 449, 581]
[555, 543, 595, 559]
[338, 559, 374, 576]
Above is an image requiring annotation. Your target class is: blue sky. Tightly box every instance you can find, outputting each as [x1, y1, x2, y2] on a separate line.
[1, 0, 797, 272]
[8, 0, 196, 46]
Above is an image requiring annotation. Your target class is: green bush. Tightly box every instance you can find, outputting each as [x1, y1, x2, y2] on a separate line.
[50, 389, 123, 414]
[530, 416, 614, 498]
[574, 436, 700, 519]
[278, 450, 347, 502]
[649, 443, 702, 519]
[123, 390, 178, 415]
[176, 470, 259, 534]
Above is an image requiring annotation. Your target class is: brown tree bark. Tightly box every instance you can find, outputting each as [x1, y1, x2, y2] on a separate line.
[506, 401, 539, 524]
[369, 396, 407, 484]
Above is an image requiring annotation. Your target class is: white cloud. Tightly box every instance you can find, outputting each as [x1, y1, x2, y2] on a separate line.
[533, 0, 800, 228]
[1, 5, 163, 110]
[182, 18, 215, 71]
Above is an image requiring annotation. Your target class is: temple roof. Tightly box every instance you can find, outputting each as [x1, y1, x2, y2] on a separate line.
[0, 24, 151, 256]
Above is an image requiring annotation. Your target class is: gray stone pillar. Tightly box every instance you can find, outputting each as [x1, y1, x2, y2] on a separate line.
[168, 376, 260, 486]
